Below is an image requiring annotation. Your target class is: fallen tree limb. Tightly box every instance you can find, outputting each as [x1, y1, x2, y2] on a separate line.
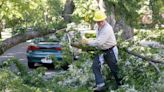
[0, 28, 66, 55]
[121, 48, 164, 64]
[149, 61, 161, 73]
[139, 40, 164, 49]
[71, 43, 164, 64]
[121, 47, 163, 73]
[71, 43, 163, 72]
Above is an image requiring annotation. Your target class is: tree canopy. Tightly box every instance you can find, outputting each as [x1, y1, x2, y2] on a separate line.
[0, 0, 65, 34]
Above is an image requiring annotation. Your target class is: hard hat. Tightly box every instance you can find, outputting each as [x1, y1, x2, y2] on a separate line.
[93, 10, 107, 21]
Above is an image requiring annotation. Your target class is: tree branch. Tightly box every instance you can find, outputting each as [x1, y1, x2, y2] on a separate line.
[121, 48, 164, 64]
[140, 40, 164, 49]
[0, 28, 66, 55]
[149, 61, 160, 73]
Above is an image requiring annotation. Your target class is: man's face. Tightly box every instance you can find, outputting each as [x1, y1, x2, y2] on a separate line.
[96, 21, 105, 27]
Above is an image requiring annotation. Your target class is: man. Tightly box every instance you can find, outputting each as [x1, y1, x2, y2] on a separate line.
[81, 10, 121, 91]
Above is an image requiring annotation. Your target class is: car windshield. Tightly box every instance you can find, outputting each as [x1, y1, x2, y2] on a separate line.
[32, 34, 59, 43]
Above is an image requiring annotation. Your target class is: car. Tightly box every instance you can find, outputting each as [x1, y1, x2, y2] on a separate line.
[26, 28, 96, 68]
[26, 35, 63, 68]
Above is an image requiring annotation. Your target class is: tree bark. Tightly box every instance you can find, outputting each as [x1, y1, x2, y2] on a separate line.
[114, 16, 134, 39]
[0, 29, 2, 39]
[122, 24, 134, 39]
[0, 28, 66, 55]
[106, 5, 116, 28]
[0, 21, 2, 39]
[62, 0, 75, 23]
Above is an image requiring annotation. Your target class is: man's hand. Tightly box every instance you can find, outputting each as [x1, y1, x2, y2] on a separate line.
[80, 38, 89, 45]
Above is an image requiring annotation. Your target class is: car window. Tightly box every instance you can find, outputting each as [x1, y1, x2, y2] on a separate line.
[32, 35, 59, 43]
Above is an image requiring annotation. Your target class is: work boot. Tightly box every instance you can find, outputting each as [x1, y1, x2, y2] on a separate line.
[93, 83, 105, 92]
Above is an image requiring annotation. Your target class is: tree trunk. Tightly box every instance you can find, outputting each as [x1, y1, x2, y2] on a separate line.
[122, 21, 134, 39]
[106, 5, 116, 28]
[0, 28, 65, 55]
[62, 0, 75, 23]
[0, 29, 2, 39]
[0, 21, 2, 39]
[114, 16, 134, 39]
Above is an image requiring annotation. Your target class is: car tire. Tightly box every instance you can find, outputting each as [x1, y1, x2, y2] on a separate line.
[28, 62, 35, 68]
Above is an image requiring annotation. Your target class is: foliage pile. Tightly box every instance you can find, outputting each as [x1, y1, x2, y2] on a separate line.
[0, 49, 163, 92]
[0, 26, 164, 91]
[117, 29, 164, 61]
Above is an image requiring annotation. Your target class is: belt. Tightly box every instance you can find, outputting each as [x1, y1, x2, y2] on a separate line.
[102, 46, 115, 52]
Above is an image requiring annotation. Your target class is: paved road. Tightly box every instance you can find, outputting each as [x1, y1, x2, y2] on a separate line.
[0, 42, 58, 78]
[0, 42, 29, 65]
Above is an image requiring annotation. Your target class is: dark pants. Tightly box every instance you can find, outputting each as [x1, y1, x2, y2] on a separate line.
[92, 48, 120, 85]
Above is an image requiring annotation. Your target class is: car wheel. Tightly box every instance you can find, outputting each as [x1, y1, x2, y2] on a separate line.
[28, 62, 35, 68]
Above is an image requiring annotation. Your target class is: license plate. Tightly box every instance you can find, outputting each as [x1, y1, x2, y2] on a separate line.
[41, 57, 52, 64]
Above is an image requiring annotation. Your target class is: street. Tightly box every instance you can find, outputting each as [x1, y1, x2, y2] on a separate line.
[0, 42, 58, 79]
[0, 42, 29, 65]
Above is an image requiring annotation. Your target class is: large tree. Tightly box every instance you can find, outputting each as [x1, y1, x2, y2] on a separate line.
[0, 0, 65, 55]
[0, 28, 65, 55]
